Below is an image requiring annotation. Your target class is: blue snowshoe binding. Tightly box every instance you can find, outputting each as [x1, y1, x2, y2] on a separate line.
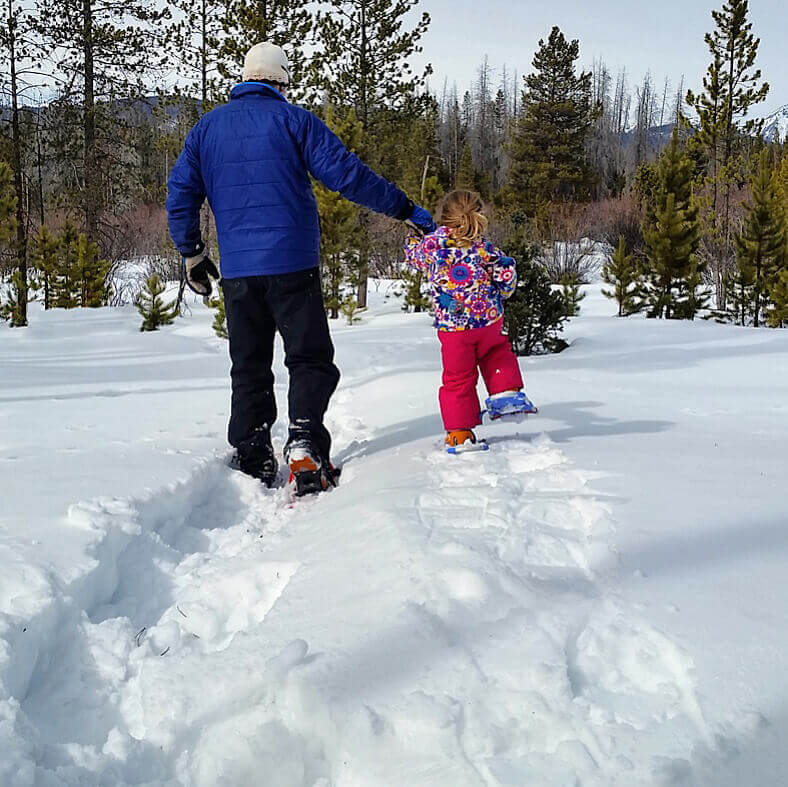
[484, 391, 538, 421]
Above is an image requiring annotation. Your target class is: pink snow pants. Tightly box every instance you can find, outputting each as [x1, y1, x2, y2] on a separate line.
[437, 319, 524, 430]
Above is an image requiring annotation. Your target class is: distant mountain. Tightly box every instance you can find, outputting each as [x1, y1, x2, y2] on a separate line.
[761, 105, 788, 142]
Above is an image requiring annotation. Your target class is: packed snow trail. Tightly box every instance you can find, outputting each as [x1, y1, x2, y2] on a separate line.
[2, 389, 713, 786]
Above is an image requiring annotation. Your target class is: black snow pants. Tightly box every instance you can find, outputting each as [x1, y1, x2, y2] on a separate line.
[221, 267, 340, 462]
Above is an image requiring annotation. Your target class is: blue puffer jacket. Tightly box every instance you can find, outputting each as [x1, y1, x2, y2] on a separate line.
[166, 82, 413, 278]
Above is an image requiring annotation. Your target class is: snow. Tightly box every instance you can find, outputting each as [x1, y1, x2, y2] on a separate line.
[760, 104, 788, 143]
[1, 283, 787, 785]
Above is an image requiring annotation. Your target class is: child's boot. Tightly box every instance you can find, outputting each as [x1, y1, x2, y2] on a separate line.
[445, 429, 489, 455]
[485, 390, 538, 420]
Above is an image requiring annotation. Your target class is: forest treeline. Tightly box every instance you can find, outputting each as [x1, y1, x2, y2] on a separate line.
[1, 0, 786, 336]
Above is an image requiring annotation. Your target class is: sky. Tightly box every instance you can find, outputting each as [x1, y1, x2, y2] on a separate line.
[411, 0, 787, 117]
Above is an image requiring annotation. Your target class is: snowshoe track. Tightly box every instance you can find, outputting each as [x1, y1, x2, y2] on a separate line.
[1, 416, 716, 785]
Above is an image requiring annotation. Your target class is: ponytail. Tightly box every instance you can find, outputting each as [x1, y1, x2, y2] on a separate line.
[436, 190, 488, 246]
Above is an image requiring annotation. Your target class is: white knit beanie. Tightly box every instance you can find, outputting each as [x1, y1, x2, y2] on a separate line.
[242, 42, 291, 85]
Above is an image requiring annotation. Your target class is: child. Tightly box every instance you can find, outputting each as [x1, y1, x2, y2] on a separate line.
[404, 190, 536, 453]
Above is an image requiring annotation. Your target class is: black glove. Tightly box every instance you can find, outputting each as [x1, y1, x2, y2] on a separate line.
[184, 246, 220, 297]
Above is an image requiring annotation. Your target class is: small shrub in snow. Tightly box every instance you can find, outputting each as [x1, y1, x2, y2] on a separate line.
[503, 229, 570, 355]
[560, 273, 586, 316]
[340, 295, 361, 325]
[601, 236, 645, 316]
[209, 290, 228, 339]
[401, 267, 431, 313]
[137, 274, 178, 331]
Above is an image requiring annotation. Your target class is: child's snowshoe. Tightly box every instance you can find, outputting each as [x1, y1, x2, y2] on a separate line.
[445, 429, 489, 455]
[484, 390, 538, 421]
[285, 439, 340, 497]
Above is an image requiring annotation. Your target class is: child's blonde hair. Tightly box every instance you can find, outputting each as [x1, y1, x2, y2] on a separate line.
[436, 189, 488, 246]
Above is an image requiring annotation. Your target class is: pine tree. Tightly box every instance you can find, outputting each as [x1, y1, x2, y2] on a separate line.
[74, 233, 110, 307]
[766, 269, 788, 328]
[37, 0, 168, 247]
[735, 150, 787, 326]
[0, 161, 26, 326]
[601, 235, 644, 316]
[314, 106, 362, 319]
[721, 265, 754, 325]
[209, 289, 228, 338]
[51, 224, 80, 309]
[31, 225, 60, 310]
[642, 130, 703, 319]
[502, 228, 570, 355]
[508, 26, 594, 214]
[560, 274, 585, 316]
[314, 0, 432, 309]
[400, 267, 431, 312]
[165, 0, 226, 111]
[1, 0, 37, 327]
[218, 0, 315, 102]
[686, 0, 770, 308]
[137, 274, 178, 331]
[0, 161, 18, 247]
[456, 142, 475, 191]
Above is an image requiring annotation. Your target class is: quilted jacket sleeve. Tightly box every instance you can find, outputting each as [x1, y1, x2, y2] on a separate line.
[166, 123, 206, 256]
[298, 111, 412, 220]
[480, 240, 518, 300]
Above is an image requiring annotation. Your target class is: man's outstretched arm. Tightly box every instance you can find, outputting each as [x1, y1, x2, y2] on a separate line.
[298, 110, 434, 232]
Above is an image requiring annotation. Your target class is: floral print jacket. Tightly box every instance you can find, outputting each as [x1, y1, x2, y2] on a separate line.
[403, 226, 517, 331]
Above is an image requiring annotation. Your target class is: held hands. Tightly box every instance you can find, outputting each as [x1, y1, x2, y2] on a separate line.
[184, 245, 220, 297]
[404, 204, 436, 236]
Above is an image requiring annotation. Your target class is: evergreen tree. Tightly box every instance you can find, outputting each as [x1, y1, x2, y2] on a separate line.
[0, 161, 18, 247]
[165, 0, 226, 111]
[218, 0, 315, 102]
[37, 0, 169, 248]
[0, 162, 26, 326]
[209, 289, 228, 338]
[686, 0, 770, 308]
[720, 265, 754, 325]
[508, 27, 594, 214]
[314, 106, 362, 319]
[766, 269, 788, 328]
[734, 150, 787, 326]
[560, 274, 586, 316]
[400, 267, 431, 312]
[502, 228, 570, 355]
[314, 0, 432, 308]
[74, 233, 110, 307]
[137, 274, 178, 331]
[1, 0, 38, 327]
[601, 235, 644, 316]
[51, 224, 80, 309]
[642, 130, 703, 318]
[31, 225, 60, 310]
[456, 142, 475, 191]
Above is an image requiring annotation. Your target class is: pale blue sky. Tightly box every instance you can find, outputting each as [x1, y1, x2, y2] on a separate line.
[412, 0, 787, 116]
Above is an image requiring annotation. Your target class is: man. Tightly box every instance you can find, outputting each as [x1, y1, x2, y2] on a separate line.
[166, 42, 435, 495]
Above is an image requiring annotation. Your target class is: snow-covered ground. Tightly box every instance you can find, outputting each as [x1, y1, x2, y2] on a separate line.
[1, 284, 787, 786]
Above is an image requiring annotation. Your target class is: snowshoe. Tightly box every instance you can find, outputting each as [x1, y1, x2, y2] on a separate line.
[445, 429, 489, 455]
[285, 439, 340, 497]
[229, 426, 278, 487]
[483, 390, 538, 421]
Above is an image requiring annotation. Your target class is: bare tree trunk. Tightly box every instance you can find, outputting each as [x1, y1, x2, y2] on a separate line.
[83, 0, 98, 244]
